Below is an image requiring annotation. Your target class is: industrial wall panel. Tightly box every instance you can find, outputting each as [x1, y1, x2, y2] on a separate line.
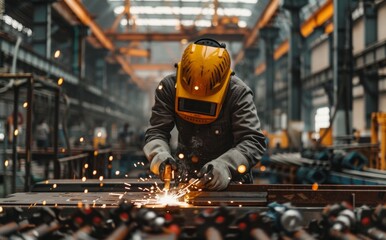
[255, 79, 265, 100]
[378, 2, 386, 42]
[353, 97, 365, 130]
[380, 75, 386, 112]
[311, 39, 329, 73]
[312, 94, 328, 108]
[353, 82, 364, 98]
[380, 94, 386, 112]
[380, 70, 386, 92]
[352, 18, 364, 55]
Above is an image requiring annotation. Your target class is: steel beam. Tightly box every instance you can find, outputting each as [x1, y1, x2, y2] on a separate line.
[118, 47, 150, 58]
[234, 0, 280, 65]
[301, 0, 333, 38]
[106, 28, 248, 42]
[64, 0, 114, 50]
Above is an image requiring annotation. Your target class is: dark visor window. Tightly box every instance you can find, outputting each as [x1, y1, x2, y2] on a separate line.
[178, 98, 217, 116]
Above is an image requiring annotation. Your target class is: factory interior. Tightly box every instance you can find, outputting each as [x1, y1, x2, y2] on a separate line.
[1, 0, 386, 239]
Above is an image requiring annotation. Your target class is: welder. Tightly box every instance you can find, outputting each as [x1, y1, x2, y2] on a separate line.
[143, 38, 266, 191]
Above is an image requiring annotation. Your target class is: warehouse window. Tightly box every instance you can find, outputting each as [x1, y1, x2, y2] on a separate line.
[314, 107, 330, 134]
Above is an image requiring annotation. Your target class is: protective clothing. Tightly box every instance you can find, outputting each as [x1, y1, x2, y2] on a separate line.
[175, 38, 232, 124]
[144, 73, 266, 188]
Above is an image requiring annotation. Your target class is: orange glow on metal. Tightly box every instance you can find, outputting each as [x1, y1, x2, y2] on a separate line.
[63, 0, 114, 50]
[274, 40, 289, 60]
[312, 182, 319, 191]
[301, 0, 333, 37]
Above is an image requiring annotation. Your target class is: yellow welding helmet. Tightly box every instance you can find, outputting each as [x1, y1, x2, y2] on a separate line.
[175, 38, 232, 124]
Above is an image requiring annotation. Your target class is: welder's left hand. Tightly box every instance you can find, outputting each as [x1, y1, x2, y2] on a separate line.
[196, 160, 231, 191]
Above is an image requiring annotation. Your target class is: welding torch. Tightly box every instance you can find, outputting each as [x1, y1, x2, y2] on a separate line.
[163, 164, 173, 191]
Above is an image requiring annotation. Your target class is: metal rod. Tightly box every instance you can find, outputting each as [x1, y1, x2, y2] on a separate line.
[58, 153, 88, 163]
[0, 73, 33, 79]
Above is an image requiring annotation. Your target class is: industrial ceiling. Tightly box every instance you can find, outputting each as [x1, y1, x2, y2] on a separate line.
[4, 0, 327, 90]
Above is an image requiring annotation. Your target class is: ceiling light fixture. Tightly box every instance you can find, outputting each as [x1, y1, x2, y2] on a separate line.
[114, 6, 251, 17]
[123, 18, 247, 27]
[110, 0, 257, 3]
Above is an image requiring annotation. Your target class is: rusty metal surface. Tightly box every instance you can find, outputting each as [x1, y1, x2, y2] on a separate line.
[2, 181, 385, 208]
[267, 189, 386, 207]
[0, 192, 138, 208]
[31, 179, 161, 192]
[186, 184, 386, 207]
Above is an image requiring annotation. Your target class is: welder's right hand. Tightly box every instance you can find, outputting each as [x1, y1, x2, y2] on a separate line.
[158, 157, 178, 182]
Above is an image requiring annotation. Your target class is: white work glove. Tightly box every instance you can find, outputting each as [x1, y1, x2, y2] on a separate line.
[197, 160, 231, 191]
[143, 139, 172, 176]
[195, 148, 250, 190]
[143, 139, 186, 181]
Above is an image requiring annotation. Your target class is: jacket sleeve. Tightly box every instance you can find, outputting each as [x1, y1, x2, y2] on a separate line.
[143, 77, 176, 174]
[213, 81, 266, 178]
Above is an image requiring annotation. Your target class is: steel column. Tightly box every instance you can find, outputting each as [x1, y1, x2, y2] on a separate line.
[283, 0, 308, 123]
[332, 0, 354, 142]
[260, 27, 279, 131]
[32, 1, 52, 59]
[24, 78, 33, 191]
[302, 27, 325, 133]
[363, 0, 378, 129]
[0, 1, 3, 69]
[72, 25, 88, 78]
[12, 86, 19, 193]
[53, 88, 60, 178]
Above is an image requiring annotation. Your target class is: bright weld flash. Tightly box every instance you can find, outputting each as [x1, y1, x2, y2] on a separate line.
[129, 179, 195, 207]
[156, 193, 181, 206]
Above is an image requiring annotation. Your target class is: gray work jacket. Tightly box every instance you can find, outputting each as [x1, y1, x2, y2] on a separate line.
[144, 73, 266, 182]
